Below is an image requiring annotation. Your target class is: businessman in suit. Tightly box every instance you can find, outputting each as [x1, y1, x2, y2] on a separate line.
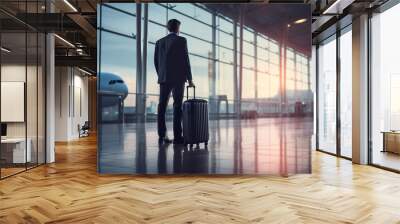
[154, 19, 195, 145]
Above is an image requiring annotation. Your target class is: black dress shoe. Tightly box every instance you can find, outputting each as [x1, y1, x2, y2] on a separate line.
[159, 137, 173, 144]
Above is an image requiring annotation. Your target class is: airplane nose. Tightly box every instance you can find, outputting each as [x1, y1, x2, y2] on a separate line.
[121, 84, 129, 99]
[122, 84, 128, 94]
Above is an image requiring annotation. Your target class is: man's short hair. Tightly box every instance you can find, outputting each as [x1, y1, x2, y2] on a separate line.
[167, 19, 181, 32]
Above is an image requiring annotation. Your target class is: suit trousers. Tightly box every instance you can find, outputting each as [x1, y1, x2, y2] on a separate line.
[157, 82, 185, 139]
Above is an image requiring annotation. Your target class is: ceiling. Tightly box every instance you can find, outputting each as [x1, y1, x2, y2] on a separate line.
[0, 0, 391, 73]
[204, 3, 312, 56]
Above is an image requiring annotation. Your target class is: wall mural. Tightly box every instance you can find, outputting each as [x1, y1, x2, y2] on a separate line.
[97, 3, 313, 175]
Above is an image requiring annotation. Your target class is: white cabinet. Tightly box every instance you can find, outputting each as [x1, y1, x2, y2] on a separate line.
[1, 138, 32, 163]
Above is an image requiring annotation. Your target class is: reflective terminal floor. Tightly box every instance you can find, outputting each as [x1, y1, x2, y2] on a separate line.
[98, 117, 313, 176]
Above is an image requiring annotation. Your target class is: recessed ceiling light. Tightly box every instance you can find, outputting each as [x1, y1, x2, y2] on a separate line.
[294, 18, 307, 24]
[54, 34, 75, 48]
[322, 0, 354, 15]
[1, 47, 11, 53]
[78, 67, 93, 76]
[63, 0, 78, 12]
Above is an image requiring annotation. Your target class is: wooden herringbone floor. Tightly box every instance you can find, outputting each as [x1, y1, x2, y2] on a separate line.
[1, 135, 400, 224]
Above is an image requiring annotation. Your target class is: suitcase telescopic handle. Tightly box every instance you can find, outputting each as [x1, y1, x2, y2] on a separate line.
[186, 86, 195, 100]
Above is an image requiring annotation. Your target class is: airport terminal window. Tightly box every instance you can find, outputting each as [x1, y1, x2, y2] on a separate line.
[299, 54, 310, 91]
[98, 4, 138, 172]
[218, 31, 234, 50]
[168, 6, 212, 42]
[147, 22, 167, 44]
[106, 3, 136, 14]
[98, 3, 137, 122]
[243, 68, 256, 99]
[148, 3, 167, 25]
[147, 4, 167, 97]
[216, 16, 234, 103]
[174, 8, 212, 99]
[98, 3, 313, 120]
[146, 3, 213, 101]
[101, 4, 136, 37]
[243, 28, 254, 43]
[257, 37, 270, 100]
[371, 4, 400, 170]
[185, 36, 212, 58]
[173, 4, 212, 25]
[286, 48, 296, 103]
[190, 57, 210, 98]
[317, 36, 337, 155]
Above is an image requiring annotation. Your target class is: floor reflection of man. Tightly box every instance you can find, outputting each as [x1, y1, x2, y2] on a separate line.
[166, 144, 209, 174]
[157, 143, 168, 174]
[173, 144, 184, 173]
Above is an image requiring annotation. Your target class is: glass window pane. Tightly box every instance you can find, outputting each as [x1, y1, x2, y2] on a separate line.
[172, 4, 212, 25]
[146, 43, 158, 95]
[217, 31, 233, 49]
[371, 4, 400, 170]
[270, 41, 279, 53]
[1, 31, 27, 177]
[105, 3, 136, 14]
[243, 28, 253, 42]
[340, 30, 352, 158]
[270, 53, 279, 65]
[148, 22, 167, 44]
[168, 8, 211, 41]
[218, 46, 233, 64]
[243, 41, 254, 56]
[189, 57, 209, 98]
[257, 72, 270, 98]
[243, 55, 254, 69]
[101, 5, 136, 37]
[148, 4, 167, 25]
[218, 17, 233, 33]
[38, 33, 46, 165]
[98, 2, 137, 171]
[27, 32, 38, 168]
[318, 37, 337, 154]
[243, 68, 255, 99]
[98, 31, 136, 126]
[184, 35, 212, 58]
[216, 63, 234, 100]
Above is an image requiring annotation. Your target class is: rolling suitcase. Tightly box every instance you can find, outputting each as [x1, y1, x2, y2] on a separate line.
[182, 86, 209, 148]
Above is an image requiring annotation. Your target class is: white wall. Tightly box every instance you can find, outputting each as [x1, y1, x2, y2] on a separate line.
[55, 67, 89, 141]
[1, 64, 39, 138]
[1, 63, 46, 164]
[72, 72, 89, 138]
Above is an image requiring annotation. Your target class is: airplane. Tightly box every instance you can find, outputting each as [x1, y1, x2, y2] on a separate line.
[98, 72, 128, 107]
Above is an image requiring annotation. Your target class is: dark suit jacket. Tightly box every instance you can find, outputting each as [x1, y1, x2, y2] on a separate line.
[154, 33, 192, 84]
